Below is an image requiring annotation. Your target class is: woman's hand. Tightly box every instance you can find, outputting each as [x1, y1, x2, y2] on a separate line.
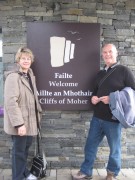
[18, 125, 26, 136]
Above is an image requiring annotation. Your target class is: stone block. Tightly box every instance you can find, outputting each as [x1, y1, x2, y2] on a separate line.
[127, 147, 135, 155]
[79, 2, 96, 9]
[61, 112, 80, 119]
[2, 54, 14, 63]
[83, 9, 97, 16]
[120, 56, 135, 66]
[103, 29, 116, 38]
[78, 16, 97, 23]
[103, 0, 117, 4]
[81, 111, 92, 119]
[113, 20, 130, 29]
[102, 4, 113, 10]
[25, 10, 53, 17]
[126, 0, 135, 10]
[61, 3, 78, 9]
[43, 111, 61, 119]
[0, 5, 12, 11]
[0, 10, 24, 16]
[116, 29, 134, 36]
[43, 16, 62, 21]
[3, 45, 23, 54]
[62, 15, 78, 21]
[29, 0, 42, 6]
[119, 42, 130, 48]
[116, 14, 130, 21]
[67, 8, 83, 15]
[98, 18, 112, 25]
[28, 7, 47, 12]
[97, 10, 114, 14]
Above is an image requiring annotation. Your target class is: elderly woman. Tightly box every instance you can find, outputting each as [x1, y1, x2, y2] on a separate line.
[4, 47, 42, 180]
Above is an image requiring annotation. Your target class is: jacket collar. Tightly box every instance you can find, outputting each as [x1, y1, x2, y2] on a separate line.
[104, 62, 119, 71]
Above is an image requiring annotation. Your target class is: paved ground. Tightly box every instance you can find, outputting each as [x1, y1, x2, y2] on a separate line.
[0, 168, 135, 180]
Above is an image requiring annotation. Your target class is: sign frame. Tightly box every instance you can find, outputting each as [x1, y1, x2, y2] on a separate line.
[27, 22, 100, 110]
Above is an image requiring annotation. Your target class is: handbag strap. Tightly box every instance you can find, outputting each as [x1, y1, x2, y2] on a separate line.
[34, 100, 47, 168]
[35, 102, 41, 154]
[34, 127, 47, 168]
[98, 67, 117, 88]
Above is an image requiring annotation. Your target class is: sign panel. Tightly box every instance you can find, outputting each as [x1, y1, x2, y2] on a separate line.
[27, 22, 100, 110]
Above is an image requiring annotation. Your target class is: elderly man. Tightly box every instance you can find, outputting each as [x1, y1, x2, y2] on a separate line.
[72, 44, 135, 180]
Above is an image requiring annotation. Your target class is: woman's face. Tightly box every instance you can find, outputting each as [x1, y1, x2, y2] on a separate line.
[18, 53, 32, 72]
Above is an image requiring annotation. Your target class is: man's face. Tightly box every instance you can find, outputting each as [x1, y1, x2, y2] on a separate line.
[102, 44, 118, 67]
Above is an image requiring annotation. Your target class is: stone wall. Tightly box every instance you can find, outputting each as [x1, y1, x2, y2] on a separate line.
[0, 0, 135, 169]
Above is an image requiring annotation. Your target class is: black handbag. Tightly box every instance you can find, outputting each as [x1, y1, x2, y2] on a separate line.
[30, 151, 47, 178]
[30, 118, 47, 178]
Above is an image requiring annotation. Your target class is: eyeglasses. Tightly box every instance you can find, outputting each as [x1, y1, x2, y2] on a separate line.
[20, 57, 32, 61]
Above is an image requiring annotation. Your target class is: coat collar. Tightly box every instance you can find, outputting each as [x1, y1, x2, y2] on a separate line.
[104, 62, 119, 71]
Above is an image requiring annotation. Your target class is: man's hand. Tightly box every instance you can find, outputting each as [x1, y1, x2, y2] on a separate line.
[91, 96, 100, 105]
[91, 96, 109, 105]
[18, 125, 26, 136]
[99, 96, 109, 104]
